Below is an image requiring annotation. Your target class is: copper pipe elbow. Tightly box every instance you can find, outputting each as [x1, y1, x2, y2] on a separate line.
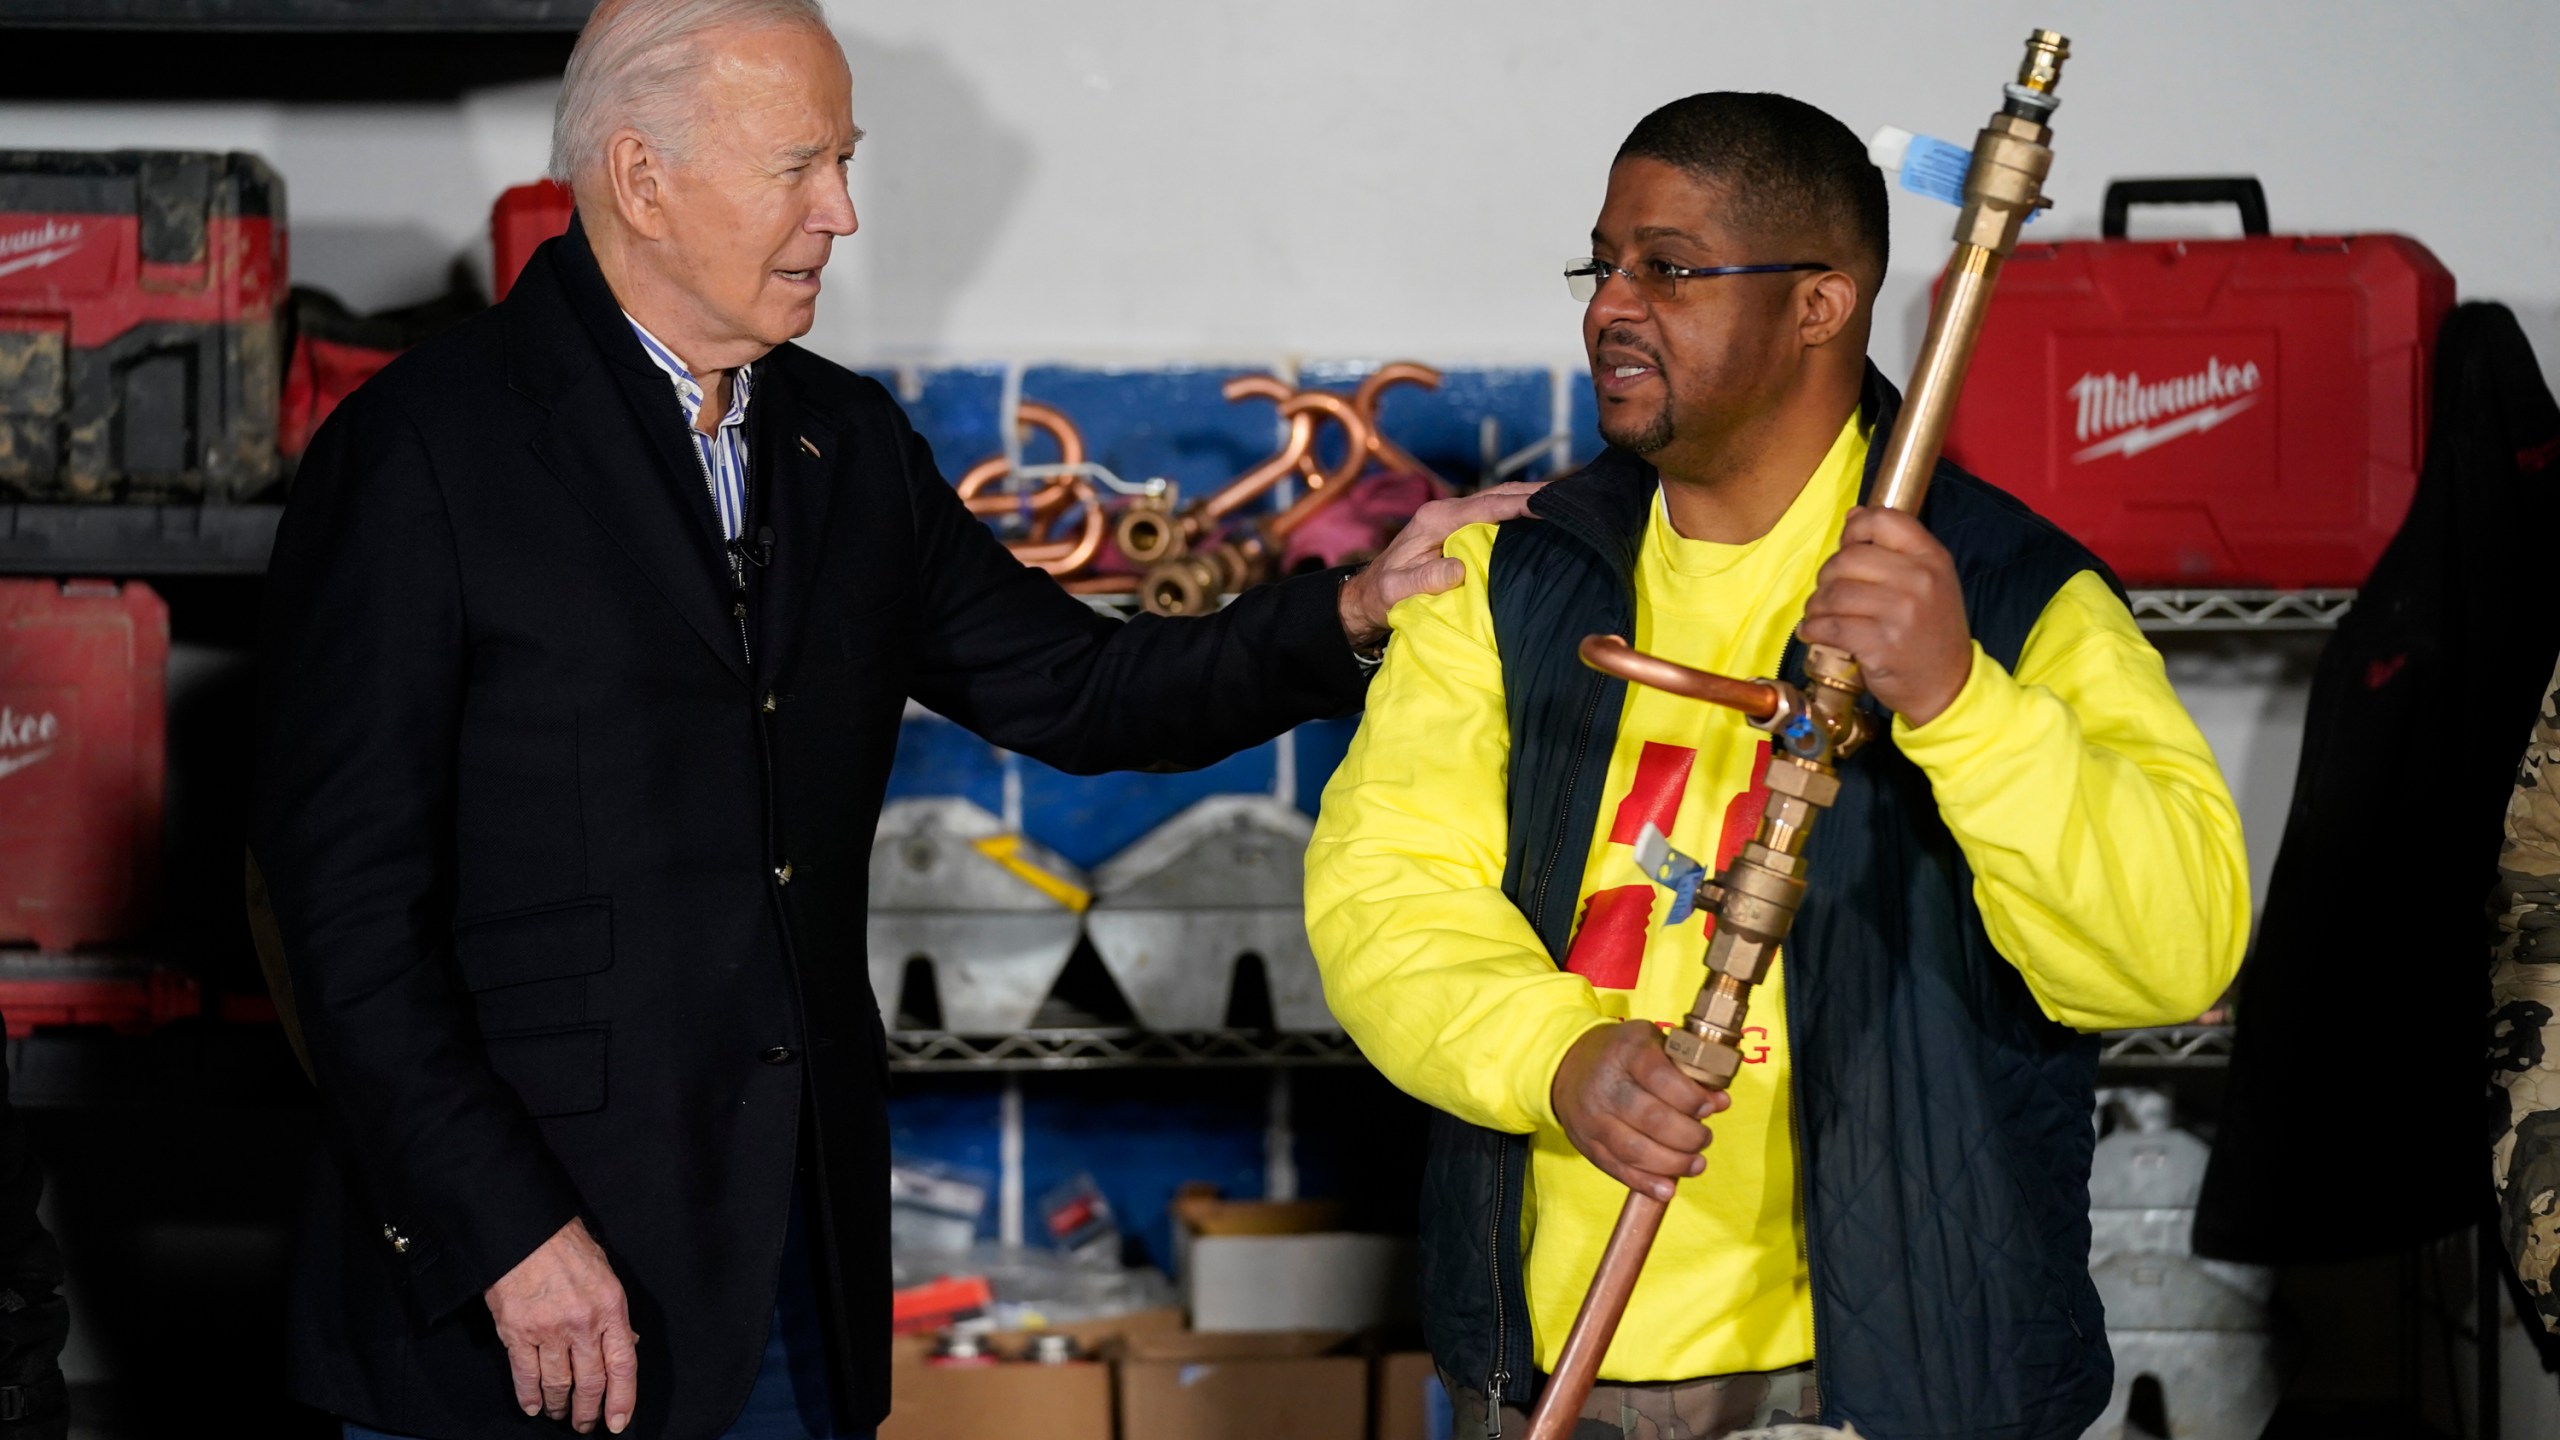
[1351, 362, 1445, 484]
[1008, 477, 1107, 576]
[1197, 412, 1318, 523]
[1277, 390, 1374, 493]
[1577, 635, 1779, 721]
[957, 400, 1088, 529]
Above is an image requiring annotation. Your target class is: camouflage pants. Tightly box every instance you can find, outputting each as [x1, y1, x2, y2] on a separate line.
[1444, 1363, 1820, 1439]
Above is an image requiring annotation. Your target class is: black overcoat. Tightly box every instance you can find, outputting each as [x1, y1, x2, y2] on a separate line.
[248, 219, 1367, 1439]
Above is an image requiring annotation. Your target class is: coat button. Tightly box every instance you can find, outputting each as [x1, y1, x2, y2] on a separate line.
[773, 862, 793, 886]
[761, 691, 778, 713]
[381, 1223, 412, 1255]
[761, 1046, 797, 1065]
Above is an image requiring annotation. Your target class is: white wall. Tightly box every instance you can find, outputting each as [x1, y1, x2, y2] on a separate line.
[7, 0, 2559, 909]
[5, 1, 2551, 366]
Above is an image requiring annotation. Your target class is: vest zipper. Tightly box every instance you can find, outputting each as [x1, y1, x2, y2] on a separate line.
[1785, 955, 1825, 1416]
[1501, 650, 1610, 1432]
[1485, 1142, 1512, 1439]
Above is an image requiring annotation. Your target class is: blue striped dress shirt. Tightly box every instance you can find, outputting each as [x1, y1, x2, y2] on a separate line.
[625, 314, 753, 542]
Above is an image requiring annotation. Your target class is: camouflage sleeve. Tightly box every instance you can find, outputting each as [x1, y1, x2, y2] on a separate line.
[2491, 655, 2560, 1337]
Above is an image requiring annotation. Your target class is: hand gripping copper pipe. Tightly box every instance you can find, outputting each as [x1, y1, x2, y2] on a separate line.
[1522, 34, 2067, 1439]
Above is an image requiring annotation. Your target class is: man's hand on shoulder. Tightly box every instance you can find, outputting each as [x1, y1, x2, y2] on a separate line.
[1551, 1020, 1730, 1203]
[1336, 480, 1547, 650]
[1799, 505, 1973, 727]
[487, 1216, 639, 1434]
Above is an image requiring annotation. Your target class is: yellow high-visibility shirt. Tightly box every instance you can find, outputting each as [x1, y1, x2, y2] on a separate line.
[1305, 412, 2249, 1382]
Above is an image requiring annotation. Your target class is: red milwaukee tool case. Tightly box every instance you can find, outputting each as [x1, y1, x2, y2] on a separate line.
[492, 179, 575, 301]
[0, 579, 166, 952]
[1942, 178, 2454, 588]
[0, 151, 287, 502]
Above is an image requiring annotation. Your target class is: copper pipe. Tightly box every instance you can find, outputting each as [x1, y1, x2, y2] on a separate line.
[1871, 244, 2000, 514]
[1577, 635, 1779, 721]
[1007, 476, 1107, 575]
[1255, 391, 1379, 541]
[1351, 362, 1447, 483]
[958, 400, 1089, 528]
[1193, 411, 1319, 523]
[1223, 374, 1295, 405]
[1524, 1192, 1668, 1440]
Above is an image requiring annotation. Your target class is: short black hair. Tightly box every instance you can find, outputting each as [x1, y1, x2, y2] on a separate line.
[1616, 92, 1888, 293]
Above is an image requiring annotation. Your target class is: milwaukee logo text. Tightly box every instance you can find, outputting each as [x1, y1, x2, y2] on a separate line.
[0, 706, 59, 782]
[2068, 357, 2263, 462]
[0, 219, 86, 281]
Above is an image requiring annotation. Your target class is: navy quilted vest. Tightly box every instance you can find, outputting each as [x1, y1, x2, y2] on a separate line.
[1417, 366, 2121, 1440]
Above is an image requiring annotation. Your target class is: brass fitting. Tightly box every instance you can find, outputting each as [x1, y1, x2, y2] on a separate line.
[1140, 539, 1265, 616]
[1115, 493, 1188, 564]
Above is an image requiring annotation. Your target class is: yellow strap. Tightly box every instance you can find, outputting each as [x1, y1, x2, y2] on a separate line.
[971, 834, 1092, 912]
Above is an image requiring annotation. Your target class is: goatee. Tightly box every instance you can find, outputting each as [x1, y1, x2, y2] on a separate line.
[1601, 405, 1675, 456]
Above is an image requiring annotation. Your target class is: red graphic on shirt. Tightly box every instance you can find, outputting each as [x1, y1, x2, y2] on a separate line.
[1565, 886, 1654, 989]
[1608, 742, 1696, 844]
[1563, 739, 1780, 988]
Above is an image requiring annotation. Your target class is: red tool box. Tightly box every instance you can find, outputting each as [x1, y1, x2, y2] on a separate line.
[0, 150, 286, 502]
[0, 579, 167, 953]
[1943, 178, 2454, 589]
[492, 179, 575, 301]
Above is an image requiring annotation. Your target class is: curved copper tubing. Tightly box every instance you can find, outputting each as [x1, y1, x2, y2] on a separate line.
[1577, 635, 1779, 721]
[1351, 362, 1446, 483]
[958, 400, 1088, 527]
[1523, 1192, 1668, 1440]
[1260, 392, 1382, 540]
[1007, 476, 1108, 575]
[1194, 411, 1320, 523]
[1222, 374, 1296, 405]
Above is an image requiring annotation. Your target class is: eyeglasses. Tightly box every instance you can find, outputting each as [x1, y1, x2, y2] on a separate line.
[1564, 256, 1832, 304]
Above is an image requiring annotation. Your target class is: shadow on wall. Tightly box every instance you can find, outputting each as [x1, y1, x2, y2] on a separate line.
[835, 25, 1031, 354]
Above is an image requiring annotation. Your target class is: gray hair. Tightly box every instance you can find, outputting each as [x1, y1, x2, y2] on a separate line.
[549, 0, 837, 186]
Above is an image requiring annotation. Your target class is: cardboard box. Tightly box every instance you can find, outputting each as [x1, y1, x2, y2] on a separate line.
[1120, 1330, 1365, 1440]
[1373, 1350, 1444, 1440]
[1187, 1233, 1416, 1333]
[887, 1304, 1185, 1368]
[880, 1306, 1183, 1440]
[877, 1357, 1110, 1440]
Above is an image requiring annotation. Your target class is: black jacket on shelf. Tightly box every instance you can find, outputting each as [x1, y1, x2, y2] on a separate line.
[248, 218, 1369, 1439]
[2195, 303, 2560, 1263]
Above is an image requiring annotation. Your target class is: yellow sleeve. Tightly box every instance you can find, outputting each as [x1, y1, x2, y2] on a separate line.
[1891, 569, 2250, 1030]
[1305, 523, 1614, 1135]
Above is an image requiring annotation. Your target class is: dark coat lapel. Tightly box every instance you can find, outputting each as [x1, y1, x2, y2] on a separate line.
[505, 217, 749, 684]
[748, 358, 843, 688]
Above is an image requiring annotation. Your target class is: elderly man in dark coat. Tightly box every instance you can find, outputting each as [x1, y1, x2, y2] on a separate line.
[249, 2, 1529, 1436]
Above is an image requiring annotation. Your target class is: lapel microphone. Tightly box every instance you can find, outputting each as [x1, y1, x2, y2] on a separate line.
[728, 525, 775, 569]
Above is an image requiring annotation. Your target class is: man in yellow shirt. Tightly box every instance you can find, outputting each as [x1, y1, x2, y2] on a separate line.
[1306, 93, 2248, 1439]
